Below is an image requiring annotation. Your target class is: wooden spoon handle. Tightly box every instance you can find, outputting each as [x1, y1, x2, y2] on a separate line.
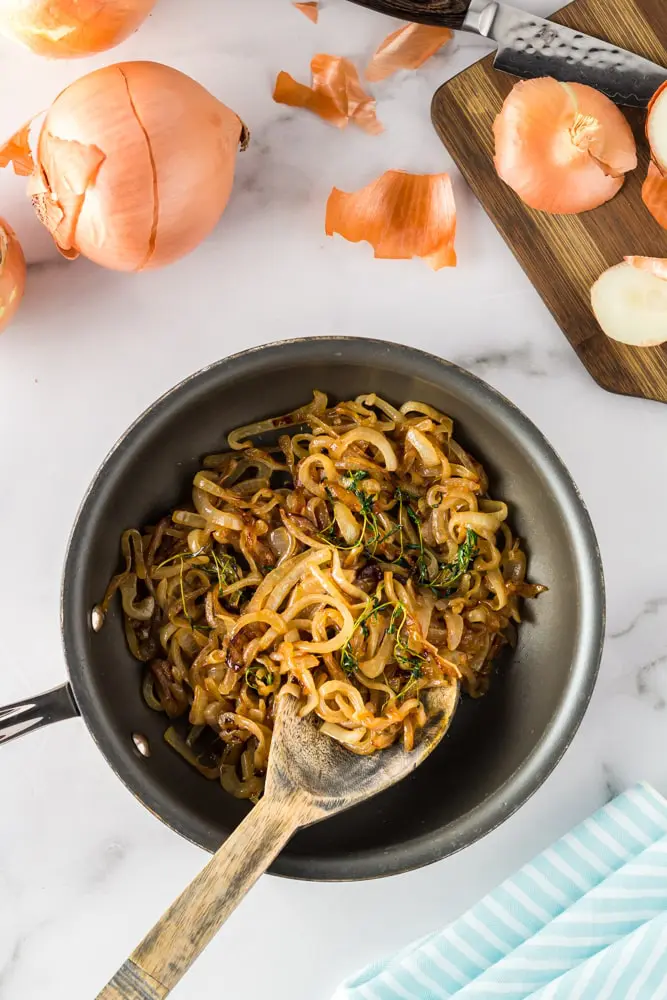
[346, 0, 471, 29]
[96, 793, 314, 999]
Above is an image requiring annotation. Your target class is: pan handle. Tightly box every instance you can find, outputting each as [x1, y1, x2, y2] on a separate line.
[0, 683, 80, 746]
[346, 0, 471, 29]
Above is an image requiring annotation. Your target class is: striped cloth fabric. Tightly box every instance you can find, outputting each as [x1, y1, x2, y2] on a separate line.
[333, 783, 667, 1000]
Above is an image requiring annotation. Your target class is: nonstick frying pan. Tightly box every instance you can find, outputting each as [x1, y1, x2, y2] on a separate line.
[0, 338, 604, 880]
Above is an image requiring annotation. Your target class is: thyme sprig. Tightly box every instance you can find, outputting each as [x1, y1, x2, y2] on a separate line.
[430, 529, 478, 593]
[210, 548, 239, 593]
[404, 504, 430, 584]
[388, 602, 427, 674]
[342, 470, 381, 552]
[340, 589, 392, 674]
[320, 470, 382, 552]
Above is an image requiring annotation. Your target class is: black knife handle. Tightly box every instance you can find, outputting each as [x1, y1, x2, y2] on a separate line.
[347, 0, 471, 29]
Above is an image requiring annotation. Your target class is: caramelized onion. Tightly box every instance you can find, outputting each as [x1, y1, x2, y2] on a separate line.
[334, 502, 361, 544]
[406, 426, 440, 468]
[98, 391, 542, 798]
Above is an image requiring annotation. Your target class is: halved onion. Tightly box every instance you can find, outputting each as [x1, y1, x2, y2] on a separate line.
[325, 170, 456, 269]
[647, 81, 667, 173]
[494, 77, 637, 213]
[591, 261, 667, 347]
[0, 218, 26, 334]
[643, 83, 667, 228]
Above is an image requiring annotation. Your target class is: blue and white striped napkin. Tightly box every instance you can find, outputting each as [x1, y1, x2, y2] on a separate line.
[333, 783, 667, 1000]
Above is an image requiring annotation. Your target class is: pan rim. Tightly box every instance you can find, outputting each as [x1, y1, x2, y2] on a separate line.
[61, 336, 605, 881]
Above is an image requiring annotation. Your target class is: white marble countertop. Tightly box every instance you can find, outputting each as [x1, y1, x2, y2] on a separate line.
[0, 1, 666, 997]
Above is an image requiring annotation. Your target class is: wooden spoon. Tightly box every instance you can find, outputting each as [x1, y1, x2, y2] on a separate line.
[97, 682, 459, 999]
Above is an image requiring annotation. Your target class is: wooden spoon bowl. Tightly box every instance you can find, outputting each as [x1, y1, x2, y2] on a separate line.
[97, 683, 459, 1000]
[270, 682, 460, 810]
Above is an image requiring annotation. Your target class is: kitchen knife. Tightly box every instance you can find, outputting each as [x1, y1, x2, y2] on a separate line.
[348, 0, 667, 107]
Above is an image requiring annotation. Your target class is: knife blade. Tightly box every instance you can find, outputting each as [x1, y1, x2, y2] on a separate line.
[462, 0, 667, 108]
[347, 0, 667, 108]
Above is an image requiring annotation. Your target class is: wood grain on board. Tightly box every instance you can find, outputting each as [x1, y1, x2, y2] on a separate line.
[432, 0, 667, 402]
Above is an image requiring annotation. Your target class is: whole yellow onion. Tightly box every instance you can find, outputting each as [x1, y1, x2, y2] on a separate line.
[29, 61, 249, 271]
[0, 218, 26, 333]
[0, 0, 157, 58]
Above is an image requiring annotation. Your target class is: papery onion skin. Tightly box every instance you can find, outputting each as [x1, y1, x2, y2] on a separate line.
[293, 1, 318, 22]
[365, 23, 452, 82]
[30, 61, 248, 271]
[273, 55, 382, 135]
[0, 218, 26, 334]
[325, 170, 456, 269]
[494, 77, 636, 214]
[642, 161, 667, 230]
[0, 0, 156, 58]
[0, 121, 35, 176]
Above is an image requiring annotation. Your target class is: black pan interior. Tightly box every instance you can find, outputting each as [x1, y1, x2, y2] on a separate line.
[62, 338, 603, 880]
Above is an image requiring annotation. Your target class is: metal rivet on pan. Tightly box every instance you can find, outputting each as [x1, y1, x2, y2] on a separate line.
[90, 606, 105, 632]
[132, 733, 151, 758]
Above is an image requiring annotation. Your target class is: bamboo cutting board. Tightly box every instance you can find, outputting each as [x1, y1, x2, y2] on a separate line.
[431, 0, 667, 403]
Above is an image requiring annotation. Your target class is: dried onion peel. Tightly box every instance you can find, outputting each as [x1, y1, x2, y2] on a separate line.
[325, 170, 456, 269]
[365, 23, 453, 82]
[642, 162, 667, 229]
[27, 61, 248, 272]
[591, 259, 667, 347]
[0, 0, 156, 58]
[494, 77, 637, 214]
[0, 218, 26, 334]
[0, 121, 35, 176]
[293, 2, 318, 22]
[273, 55, 382, 134]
